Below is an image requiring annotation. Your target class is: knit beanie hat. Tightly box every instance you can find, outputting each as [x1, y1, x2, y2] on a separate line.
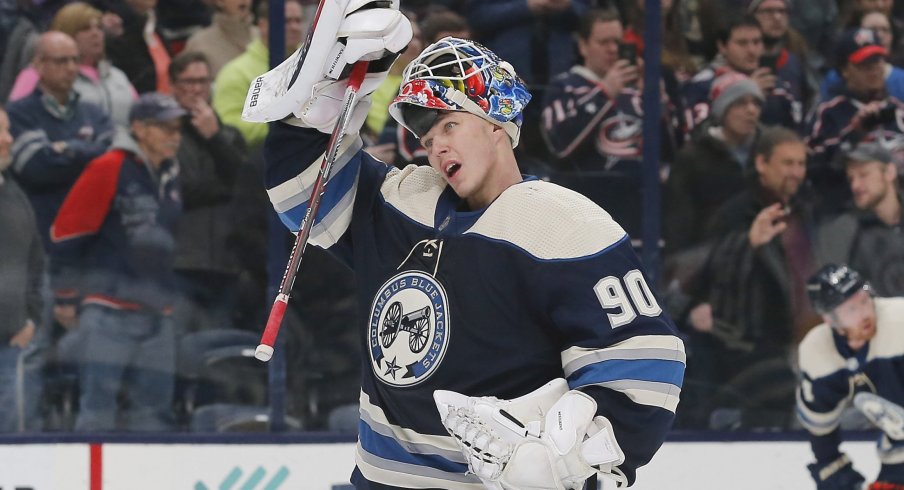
[709, 72, 764, 123]
[746, 0, 791, 13]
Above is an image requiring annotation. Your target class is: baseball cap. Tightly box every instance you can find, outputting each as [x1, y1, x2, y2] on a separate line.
[846, 140, 894, 165]
[836, 28, 888, 69]
[129, 92, 187, 123]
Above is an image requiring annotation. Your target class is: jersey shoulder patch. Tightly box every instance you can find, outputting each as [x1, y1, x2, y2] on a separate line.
[465, 180, 626, 260]
[379, 165, 446, 228]
[798, 323, 846, 380]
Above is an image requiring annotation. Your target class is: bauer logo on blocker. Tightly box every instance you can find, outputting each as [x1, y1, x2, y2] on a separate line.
[369, 271, 450, 386]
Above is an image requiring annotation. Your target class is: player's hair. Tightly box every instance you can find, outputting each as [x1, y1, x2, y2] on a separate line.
[576, 9, 622, 41]
[50, 2, 102, 38]
[715, 14, 762, 46]
[169, 51, 210, 81]
[754, 126, 803, 161]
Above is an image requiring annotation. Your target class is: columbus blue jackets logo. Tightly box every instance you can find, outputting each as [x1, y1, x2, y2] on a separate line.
[369, 271, 450, 387]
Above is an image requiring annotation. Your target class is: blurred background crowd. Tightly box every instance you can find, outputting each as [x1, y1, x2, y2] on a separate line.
[1, 0, 903, 435]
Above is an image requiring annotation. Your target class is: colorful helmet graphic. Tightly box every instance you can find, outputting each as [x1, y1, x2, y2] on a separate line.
[388, 37, 532, 148]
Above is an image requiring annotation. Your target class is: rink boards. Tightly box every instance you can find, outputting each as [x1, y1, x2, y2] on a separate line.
[0, 433, 885, 489]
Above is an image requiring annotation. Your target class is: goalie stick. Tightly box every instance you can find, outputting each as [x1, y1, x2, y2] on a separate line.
[255, 60, 370, 362]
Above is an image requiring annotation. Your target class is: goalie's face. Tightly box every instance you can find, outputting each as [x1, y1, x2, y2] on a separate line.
[827, 289, 877, 351]
[422, 111, 514, 209]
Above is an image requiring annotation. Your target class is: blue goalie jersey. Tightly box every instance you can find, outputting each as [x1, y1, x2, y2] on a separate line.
[264, 122, 686, 489]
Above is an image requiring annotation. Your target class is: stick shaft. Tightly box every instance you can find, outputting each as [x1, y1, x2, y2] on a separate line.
[256, 61, 370, 362]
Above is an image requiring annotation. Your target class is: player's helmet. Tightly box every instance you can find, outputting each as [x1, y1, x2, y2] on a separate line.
[388, 37, 531, 148]
[807, 264, 870, 314]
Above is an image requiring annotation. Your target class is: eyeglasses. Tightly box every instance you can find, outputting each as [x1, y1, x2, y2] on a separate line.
[756, 7, 788, 16]
[42, 55, 80, 66]
[149, 122, 182, 134]
[174, 77, 211, 87]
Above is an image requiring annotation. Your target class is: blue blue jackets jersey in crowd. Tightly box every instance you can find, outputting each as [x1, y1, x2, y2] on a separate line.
[797, 297, 904, 465]
[6, 88, 114, 249]
[264, 122, 685, 489]
[50, 133, 181, 313]
[540, 65, 679, 237]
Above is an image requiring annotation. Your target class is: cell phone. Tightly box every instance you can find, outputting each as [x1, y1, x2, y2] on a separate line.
[773, 205, 792, 224]
[862, 105, 898, 128]
[759, 53, 779, 70]
[618, 43, 637, 66]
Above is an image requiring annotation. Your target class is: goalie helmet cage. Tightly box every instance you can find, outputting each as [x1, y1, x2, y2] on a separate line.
[259, 0, 666, 435]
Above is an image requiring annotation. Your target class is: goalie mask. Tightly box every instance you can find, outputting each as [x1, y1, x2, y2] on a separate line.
[388, 37, 531, 148]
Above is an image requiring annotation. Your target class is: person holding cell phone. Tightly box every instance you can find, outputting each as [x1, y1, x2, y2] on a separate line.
[539, 8, 680, 238]
[683, 13, 804, 133]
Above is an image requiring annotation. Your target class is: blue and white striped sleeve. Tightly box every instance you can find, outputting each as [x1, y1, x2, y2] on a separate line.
[263, 122, 367, 249]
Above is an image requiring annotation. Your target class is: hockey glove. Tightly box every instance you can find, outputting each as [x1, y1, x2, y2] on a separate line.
[242, 0, 412, 134]
[434, 379, 626, 490]
[808, 454, 866, 490]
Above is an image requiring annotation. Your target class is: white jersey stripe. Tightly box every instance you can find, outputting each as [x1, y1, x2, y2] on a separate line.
[796, 391, 848, 436]
[359, 391, 463, 455]
[562, 335, 686, 376]
[355, 445, 484, 489]
[266, 136, 362, 212]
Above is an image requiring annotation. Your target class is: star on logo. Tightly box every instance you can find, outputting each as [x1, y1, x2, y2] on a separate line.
[384, 356, 402, 380]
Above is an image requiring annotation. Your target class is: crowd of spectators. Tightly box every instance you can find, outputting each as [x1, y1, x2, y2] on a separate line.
[1, 0, 904, 435]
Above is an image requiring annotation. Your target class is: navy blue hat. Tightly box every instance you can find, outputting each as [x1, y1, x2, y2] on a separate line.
[836, 28, 887, 69]
[129, 92, 187, 123]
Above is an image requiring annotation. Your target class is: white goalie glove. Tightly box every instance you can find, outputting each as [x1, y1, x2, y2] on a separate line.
[434, 379, 627, 490]
[242, 0, 412, 134]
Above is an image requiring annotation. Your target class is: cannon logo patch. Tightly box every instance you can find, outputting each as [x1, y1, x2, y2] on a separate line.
[369, 271, 450, 387]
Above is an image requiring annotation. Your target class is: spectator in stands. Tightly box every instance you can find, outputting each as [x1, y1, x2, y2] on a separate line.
[183, 0, 258, 77]
[681, 126, 817, 429]
[7, 30, 114, 250]
[816, 138, 904, 297]
[819, 9, 904, 102]
[747, 0, 816, 129]
[844, 0, 904, 66]
[51, 93, 184, 432]
[464, 0, 589, 87]
[621, 0, 698, 78]
[683, 14, 802, 131]
[541, 8, 678, 237]
[788, 0, 838, 74]
[213, 0, 303, 152]
[153, 0, 212, 53]
[168, 51, 248, 336]
[0, 105, 45, 433]
[806, 27, 904, 214]
[9, 2, 138, 127]
[665, 72, 763, 254]
[103, 0, 172, 94]
[419, 8, 470, 44]
[0, 1, 39, 103]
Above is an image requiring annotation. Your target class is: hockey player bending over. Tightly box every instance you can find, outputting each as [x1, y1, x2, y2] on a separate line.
[243, 1, 684, 488]
[799, 264, 904, 490]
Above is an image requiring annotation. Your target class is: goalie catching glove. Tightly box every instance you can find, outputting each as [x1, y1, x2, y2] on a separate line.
[241, 0, 412, 134]
[433, 378, 627, 490]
